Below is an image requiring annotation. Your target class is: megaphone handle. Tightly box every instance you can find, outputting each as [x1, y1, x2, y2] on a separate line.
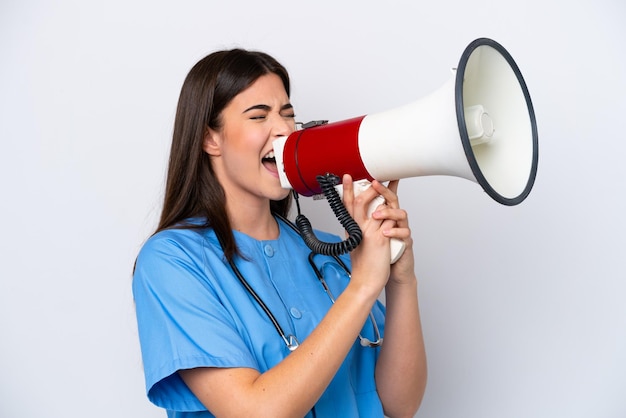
[339, 180, 406, 264]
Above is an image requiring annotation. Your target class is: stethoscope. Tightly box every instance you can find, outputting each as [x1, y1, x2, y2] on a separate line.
[219, 212, 383, 352]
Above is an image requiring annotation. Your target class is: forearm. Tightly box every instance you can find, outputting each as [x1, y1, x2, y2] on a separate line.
[375, 277, 427, 418]
[253, 283, 380, 414]
[181, 280, 382, 418]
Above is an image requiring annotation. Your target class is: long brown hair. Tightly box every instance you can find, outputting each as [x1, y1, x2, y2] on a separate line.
[155, 49, 292, 261]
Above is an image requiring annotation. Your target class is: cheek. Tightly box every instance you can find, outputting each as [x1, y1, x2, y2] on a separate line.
[227, 126, 265, 152]
[221, 133, 267, 174]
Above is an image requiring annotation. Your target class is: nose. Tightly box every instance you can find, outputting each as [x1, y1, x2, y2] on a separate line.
[272, 114, 295, 138]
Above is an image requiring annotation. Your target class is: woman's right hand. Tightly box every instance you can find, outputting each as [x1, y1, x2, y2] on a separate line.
[340, 174, 396, 296]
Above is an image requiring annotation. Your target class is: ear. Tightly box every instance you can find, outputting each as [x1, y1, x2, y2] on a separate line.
[202, 127, 222, 156]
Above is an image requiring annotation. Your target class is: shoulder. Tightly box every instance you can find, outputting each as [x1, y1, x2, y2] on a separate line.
[140, 226, 207, 254]
[138, 220, 221, 260]
[134, 224, 223, 285]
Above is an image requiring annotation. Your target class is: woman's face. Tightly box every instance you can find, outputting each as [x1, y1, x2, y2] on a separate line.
[204, 73, 295, 208]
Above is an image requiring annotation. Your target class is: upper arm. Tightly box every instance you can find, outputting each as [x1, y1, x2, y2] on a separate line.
[133, 232, 260, 411]
[179, 367, 263, 417]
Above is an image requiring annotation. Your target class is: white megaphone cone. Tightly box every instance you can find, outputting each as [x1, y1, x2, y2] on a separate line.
[274, 38, 539, 262]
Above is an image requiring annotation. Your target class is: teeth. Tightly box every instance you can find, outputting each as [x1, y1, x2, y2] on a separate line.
[263, 151, 275, 159]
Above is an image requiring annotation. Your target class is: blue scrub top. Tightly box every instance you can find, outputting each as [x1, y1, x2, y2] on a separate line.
[133, 218, 386, 417]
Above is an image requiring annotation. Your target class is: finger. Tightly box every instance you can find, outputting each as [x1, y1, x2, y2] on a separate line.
[350, 180, 382, 221]
[371, 180, 401, 209]
[341, 174, 355, 214]
[372, 207, 409, 228]
[342, 176, 381, 226]
[382, 224, 412, 240]
[387, 179, 400, 195]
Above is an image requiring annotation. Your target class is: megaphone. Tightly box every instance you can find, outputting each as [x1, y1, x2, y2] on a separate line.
[273, 38, 538, 261]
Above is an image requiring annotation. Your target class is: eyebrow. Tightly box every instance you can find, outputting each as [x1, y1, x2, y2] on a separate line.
[243, 103, 293, 113]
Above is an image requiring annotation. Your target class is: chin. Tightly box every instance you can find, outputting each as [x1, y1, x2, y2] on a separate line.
[275, 189, 291, 201]
[269, 185, 291, 201]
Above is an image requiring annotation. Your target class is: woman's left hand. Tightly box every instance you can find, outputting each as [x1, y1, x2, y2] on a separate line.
[369, 179, 416, 285]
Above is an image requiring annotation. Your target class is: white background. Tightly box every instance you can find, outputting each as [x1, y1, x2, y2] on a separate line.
[1, 1, 625, 417]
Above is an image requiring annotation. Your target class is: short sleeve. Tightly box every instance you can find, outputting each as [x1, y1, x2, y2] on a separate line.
[132, 229, 258, 412]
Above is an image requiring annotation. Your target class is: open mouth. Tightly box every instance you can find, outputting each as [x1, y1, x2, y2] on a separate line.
[262, 150, 277, 173]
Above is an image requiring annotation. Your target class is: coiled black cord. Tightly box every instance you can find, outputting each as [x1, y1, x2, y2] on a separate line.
[294, 173, 363, 256]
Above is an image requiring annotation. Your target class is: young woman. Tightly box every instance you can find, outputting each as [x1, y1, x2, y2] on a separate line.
[133, 49, 427, 418]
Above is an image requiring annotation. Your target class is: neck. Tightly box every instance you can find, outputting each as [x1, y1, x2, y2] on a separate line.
[227, 201, 279, 241]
